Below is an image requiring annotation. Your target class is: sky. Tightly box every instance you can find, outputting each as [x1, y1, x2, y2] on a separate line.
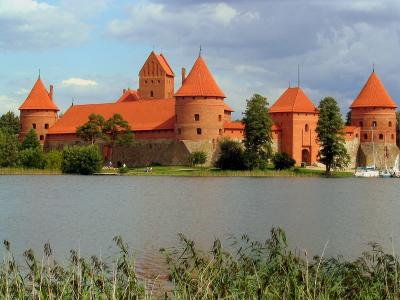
[0, 0, 399, 119]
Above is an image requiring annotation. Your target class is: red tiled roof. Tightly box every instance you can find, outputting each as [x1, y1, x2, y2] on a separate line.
[157, 53, 174, 77]
[19, 79, 59, 111]
[270, 87, 317, 113]
[224, 121, 244, 129]
[175, 56, 225, 98]
[223, 103, 234, 112]
[116, 89, 140, 103]
[344, 126, 358, 133]
[47, 99, 175, 134]
[350, 72, 397, 108]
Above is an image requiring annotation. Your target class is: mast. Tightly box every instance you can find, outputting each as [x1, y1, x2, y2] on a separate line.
[372, 125, 376, 169]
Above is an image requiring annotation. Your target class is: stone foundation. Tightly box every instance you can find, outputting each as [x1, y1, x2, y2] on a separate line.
[356, 143, 399, 168]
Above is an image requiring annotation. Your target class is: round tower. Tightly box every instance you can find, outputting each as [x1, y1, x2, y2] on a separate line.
[350, 71, 397, 144]
[174, 55, 225, 141]
[19, 78, 59, 144]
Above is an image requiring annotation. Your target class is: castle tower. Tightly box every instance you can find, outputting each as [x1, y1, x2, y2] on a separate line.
[138, 51, 174, 99]
[270, 87, 319, 165]
[174, 55, 225, 141]
[19, 78, 59, 144]
[350, 71, 397, 145]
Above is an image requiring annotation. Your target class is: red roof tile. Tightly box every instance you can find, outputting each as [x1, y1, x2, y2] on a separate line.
[157, 53, 174, 77]
[344, 126, 358, 133]
[116, 89, 140, 103]
[19, 79, 59, 111]
[350, 72, 397, 108]
[224, 121, 244, 129]
[175, 56, 225, 98]
[47, 99, 175, 134]
[269, 87, 317, 113]
[223, 103, 234, 112]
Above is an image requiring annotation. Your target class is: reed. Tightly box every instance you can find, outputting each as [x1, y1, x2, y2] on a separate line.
[0, 168, 62, 175]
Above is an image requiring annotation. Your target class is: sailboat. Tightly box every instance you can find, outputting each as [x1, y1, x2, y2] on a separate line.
[355, 125, 379, 177]
[379, 134, 392, 178]
[393, 155, 400, 178]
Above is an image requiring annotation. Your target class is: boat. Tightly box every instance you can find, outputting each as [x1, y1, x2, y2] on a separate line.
[379, 169, 392, 178]
[355, 166, 379, 177]
[393, 155, 400, 178]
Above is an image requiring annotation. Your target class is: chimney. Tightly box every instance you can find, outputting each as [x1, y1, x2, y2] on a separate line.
[49, 85, 54, 101]
[181, 67, 186, 84]
[123, 89, 126, 95]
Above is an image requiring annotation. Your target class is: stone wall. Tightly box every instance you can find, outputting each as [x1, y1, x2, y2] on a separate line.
[356, 143, 400, 169]
[345, 138, 361, 169]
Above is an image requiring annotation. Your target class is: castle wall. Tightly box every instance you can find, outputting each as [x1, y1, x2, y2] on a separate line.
[20, 110, 58, 144]
[356, 143, 399, 169]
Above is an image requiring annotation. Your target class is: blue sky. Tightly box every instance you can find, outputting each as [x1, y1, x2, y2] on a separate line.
[1, 0, 400, 118]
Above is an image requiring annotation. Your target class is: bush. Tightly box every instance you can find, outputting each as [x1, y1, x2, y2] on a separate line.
[45, 150, 63, 170]
[18, 148, 45, 169]
[119, 166, 129, 174]
[0, 130, 19, 167]
[61, 145, 103, 175]
[190, 151, 207, 166]
[216, 139, 246, 170]
[21, 129, 40, 150]
[272, 152, 296, 170]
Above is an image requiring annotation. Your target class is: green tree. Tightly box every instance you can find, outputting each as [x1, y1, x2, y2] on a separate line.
[0, 111, 20, 135]
[18, 148, 45, 169]
[316, 97, 350, 175]
[61, 145, 103, 175]
[45, 150, 63, 170]
[102, 114, 133, 161]
[345, 111, 351, 126]
[0, 130, 20, 167]
[76, 114, 106, 145]
[216, 139, 245, 170]
[242, 94, 273, 170]
[21, 129, 41, 150]
[272, 152, 296, 170]
[190, 151, 207, 167]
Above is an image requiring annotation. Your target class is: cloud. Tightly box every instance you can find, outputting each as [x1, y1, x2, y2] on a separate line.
[0, 0, 90, 50]
[0, 95, 20, 114]
[61, 78, 98, 87]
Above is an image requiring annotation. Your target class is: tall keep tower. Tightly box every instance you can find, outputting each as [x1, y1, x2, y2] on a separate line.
[138, 51, 174, 99]
[270, 87, 319, 165]
[19, 78, 59, 144]
[350, 71, 397, 145]
[174, 55, 225, 141]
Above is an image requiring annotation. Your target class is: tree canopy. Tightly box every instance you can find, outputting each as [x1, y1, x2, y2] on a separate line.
[76, 114, 106, 145]
[21, 129, 41, 150]
[242, 94, 273, 170]
[0, 129, 20, 167]
[0, 111, 20, 135]
[316, 97, 350, 174]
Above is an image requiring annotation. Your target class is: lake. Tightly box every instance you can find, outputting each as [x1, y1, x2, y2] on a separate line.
[1, 175, 400, 273]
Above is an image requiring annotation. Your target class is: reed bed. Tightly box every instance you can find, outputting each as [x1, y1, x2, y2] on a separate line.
[1, 228, 398, 299]
[0, 168, 62, 175]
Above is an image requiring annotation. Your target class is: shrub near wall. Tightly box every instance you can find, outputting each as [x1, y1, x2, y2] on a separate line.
[61, 145, 103, 175]
[18, 148, 45, 169]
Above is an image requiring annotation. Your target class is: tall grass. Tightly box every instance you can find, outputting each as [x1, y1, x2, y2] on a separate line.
[1, 228, 399, 299]
[0, 167, 62, 175]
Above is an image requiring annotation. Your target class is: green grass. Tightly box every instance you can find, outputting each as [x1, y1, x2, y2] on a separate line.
[0, 167, 62, 175]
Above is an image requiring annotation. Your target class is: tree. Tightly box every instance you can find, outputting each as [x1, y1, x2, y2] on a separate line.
[21, 129, 41, 150]
[242, 94, 273, 170]
[76, 114, 106, 145]
[18, 148, 45, 169]
[45, 150, 63, 170]
[316, 97, 350, 175]
[0, 130, 19, 167]
[345, 111, 351, 126]
[102, 114, 133, 161]
[61, 145, 103, 175]
[190, 151, 207, 167]
[0, 111, 20, 135]
[215, 139, 245, 170]
[272, 152, 296, 170]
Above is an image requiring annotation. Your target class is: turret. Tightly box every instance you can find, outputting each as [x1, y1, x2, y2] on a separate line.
[19, 78, 59, 144]
[174, 55, 225, 141]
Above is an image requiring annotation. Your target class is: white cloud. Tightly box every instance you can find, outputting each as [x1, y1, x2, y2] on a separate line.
[61, 78, 98, 87]
[214, 3, 238, 25]
[0, 95, 20, 114]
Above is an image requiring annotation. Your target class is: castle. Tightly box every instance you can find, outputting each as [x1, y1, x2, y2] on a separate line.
[18, 51, 399, 168]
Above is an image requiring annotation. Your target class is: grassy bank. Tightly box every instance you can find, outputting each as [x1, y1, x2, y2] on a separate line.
[0, 167, 62, 175]
[0, 228, 399, 299]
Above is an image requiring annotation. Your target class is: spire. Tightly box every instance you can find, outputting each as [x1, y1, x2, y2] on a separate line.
[19, 78, 59, 111]
[270, 87, 317, 113]
[350, 71, 397, 109]
[175, 55, 225, 98]
[199, 45, 202, 57]
[38, 68, 41, 80]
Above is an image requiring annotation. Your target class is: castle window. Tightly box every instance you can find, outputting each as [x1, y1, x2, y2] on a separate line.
[219, 129, 222, 135]
[44, 123, 49, 129]
[40, 135, 44, 141]
[389, 121, 392, 127]
[145, 80, 147, 84]
[392, 134, 395, 140]
[359, 121, 363, 127]
[197, 128, 202, 135]
[356, 134, 359, 138]
[372, 121, 377, 128]
[32, 123, 36, 129]
[158, 80, 160, 84]
[379, 134, 384, 140]
[218, 115, 222, 121]
[151, 80, 154, 84]
[150, 91, 154, 97]
[194, 114, 200, 121]
[364, 133, 368, 140]
[305, 124, 309, 132]
[178, 128, 182, 135]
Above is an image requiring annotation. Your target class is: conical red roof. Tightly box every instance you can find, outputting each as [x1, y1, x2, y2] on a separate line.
[175, 56, 225, 98]
[270, 87, 317, 113]
[19, 79, 59, 111]
[350, 72, 396, 108]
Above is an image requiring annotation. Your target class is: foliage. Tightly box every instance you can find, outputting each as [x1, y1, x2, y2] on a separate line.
[0, 130, 20, 167]
[242, 93, 273, 170]
[21, 128, 41, 150]
[119, 166, 129, 174]
[215, 139, 245, 170]
[102, 114, 133, 146]
[18, 148, 45, 169]
[0, 111, 20, 135]
[316, 97, 350, 174]
[76, 113, 106, 144]
[272, 152, 296, 170]
[61, 145, 103, 175]
[190, 151, 207, 166]
[345, 110, 351, 126]
[45, 150, 63, 170]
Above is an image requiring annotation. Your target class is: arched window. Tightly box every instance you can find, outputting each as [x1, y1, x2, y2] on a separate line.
[364, 133, 368, 140]
[44, 123, 49, 129]
[372, 121, 377, 128]
[150, 91, 154, 97]
[40, 135, 44, 141]
[305, 124, 309, 132]
[359, 121, 363, 127]
[389, 121, 392, 127]
[32, 123, 36, 129]
[392, 134, 395, 140]
[379, 134, 384, 140]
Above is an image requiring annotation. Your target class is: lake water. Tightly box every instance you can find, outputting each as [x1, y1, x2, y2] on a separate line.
[1, 175, 400, 273]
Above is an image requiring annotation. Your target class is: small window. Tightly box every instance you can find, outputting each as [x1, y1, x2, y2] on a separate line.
[356, 134, 359, 138]
[389, 121, 392, 127]
[158, 80, 160, 84]
[372, 121, 377, 128]
[359, 121, 363, 127]
[305, 124, 309, 132]
[178, 128, 182, 135]
[150, 91, 154, 97]
[145, 80, 147, 84]
[218, 115, 222, 121]
[364, 133, 368, 140]
[392, 134, 395, 140]
[40, 135, 44, 141]
[151, 80, 154, 84]
[379, 134, 384, 140]
[197, 128, 202, 135]
[32, 123, 36, 129]
[194, 114, 200, 121]
[219, 129, 222, 135]
[44, 123, 49, 129]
